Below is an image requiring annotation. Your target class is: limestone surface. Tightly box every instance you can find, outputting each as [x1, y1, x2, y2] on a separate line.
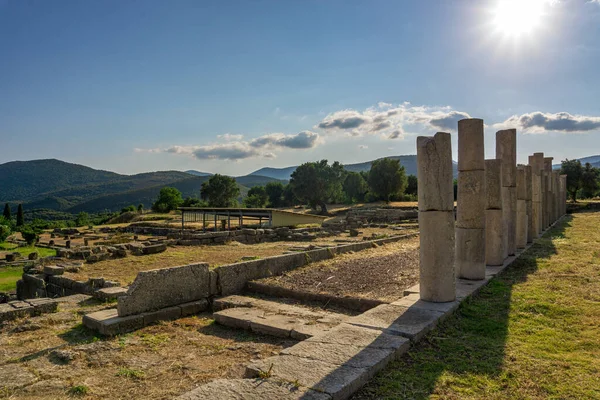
[455, 227, 486, 280]
[496, 129, 517, 187]
[485, 209, 505, 266]
[416, 132, 454, 211]
[457, 118, 485, 171]
[418, 210, 455, 302]
[117, 263, 210, 317]
[456, 170, 486, 229]
[485, 159, 503, 210]
[176, 379, 331, 400]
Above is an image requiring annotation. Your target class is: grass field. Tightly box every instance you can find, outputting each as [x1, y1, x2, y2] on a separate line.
[0, 267, 22, 292]
[354, 211, 600, 400]
[0, 243, 56, 258]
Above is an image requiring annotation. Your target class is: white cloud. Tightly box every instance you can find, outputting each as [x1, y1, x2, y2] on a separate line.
[315, 102, 472, 140]
[153, 131, 321, 161]
[217, 133, 244, 141]
[358, 145, 368, 149]
[494, 112, 600, 134]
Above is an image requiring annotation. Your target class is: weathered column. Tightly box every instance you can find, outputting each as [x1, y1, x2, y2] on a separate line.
[544, 157, 553, 227]
[525, 165, 533, 243]
[516, 165, 528, 249]
[532, 153, 545, 235]
[560, 174, 567, 216]
[496, 129, 517, 257]
[529, 155, 541, 238]
[417, 132, 455, 302]
[553, 171, 561, 222]
[456, 119, 486, 280]
[485, 159, 504, 266]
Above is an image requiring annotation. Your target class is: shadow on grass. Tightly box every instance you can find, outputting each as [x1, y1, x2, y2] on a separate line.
[350, 215, 573, 399]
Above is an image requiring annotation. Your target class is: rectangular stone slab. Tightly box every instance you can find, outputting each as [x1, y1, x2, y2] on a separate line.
[176, 378, 330, 400]
[306, 323, 410, 350]
[246, 355, 371, 400]
[346, 304, 445, 341]
[117, 263, 210, 317]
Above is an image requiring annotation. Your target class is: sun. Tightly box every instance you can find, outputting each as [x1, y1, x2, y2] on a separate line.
[492, 0, 547, 37]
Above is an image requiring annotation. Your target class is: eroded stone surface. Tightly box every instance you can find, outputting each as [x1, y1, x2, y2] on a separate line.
[117, 263, 210, 316]
[176, 379, 331, 400]
[246, 355, 370, 400]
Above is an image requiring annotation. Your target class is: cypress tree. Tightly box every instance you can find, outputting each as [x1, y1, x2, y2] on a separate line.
[16, 204, 24, 226]
[2, 203, 10, 220]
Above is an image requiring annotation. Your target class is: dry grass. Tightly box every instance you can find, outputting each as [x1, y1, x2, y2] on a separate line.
[0, 298, 293, 399]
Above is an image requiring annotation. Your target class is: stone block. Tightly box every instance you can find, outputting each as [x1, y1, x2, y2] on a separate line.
[417, 132, 454, 211]
[246, 355, 371, 400]
[456, 227, 486, 280]
[83, 308, 144, 336]
[502, 186, 517, 256]
[93, 286, 128, 301]
[347, 303, 445, 341]
[176, 378, 330, 400]
[250, 314, 301, 338]
[179, 299, 209, 316]
[496, 129, 517, 187]
[458, 118, 485, 171]
[391, 293, 460, 314]
[141, 243, 167, 255]
[485, 209, 504, 266]
[43, 265, 64, 276]
[306, 322, 410, 351]
[457, 170, 486, 229]
[281, 340, 399, 370]
[485, 159, 503, 210]
[516, 199, 527, 249]
[117, 263, 210, 317]
[419, 211, 455, 302]
[143, 306, 182, 325]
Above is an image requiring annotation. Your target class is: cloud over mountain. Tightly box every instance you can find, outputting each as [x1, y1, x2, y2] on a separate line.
[496, 112, 600, 133]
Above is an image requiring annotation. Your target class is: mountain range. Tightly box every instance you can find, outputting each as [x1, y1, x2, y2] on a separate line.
[552, 155, 600, 170]
[1, 154, 596, 215]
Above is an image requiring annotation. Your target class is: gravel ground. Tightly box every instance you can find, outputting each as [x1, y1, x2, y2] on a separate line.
[257, 237, 420, 303]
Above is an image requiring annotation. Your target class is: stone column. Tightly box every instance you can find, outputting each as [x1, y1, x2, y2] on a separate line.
[532, 153, 545, 234]
[516, 165, 528, 249]
[496, 129, 517, 257]
[560, 174, 567, 216]
[529, 155, 541, 238]
[525, 165, 533, 243]
[456, 119, 486, 280]
[543, 157, 553, 227]
[417, 132, 455, 302]
[485, 159, 504, 266]
[554, 171, 561, 222]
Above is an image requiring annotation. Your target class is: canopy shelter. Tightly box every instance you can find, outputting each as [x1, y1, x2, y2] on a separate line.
[178, 207, 328, 232]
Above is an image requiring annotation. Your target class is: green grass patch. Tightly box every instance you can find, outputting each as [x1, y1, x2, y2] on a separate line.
[0, 266, 23, 291]
[0, 242, 56, 258]
[68, 385, 89, 396]
[116, 367, 145, 380]
[356, 212, 600, 400]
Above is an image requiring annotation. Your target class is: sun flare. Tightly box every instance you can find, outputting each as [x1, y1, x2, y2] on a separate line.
[492, 0, 547, 37]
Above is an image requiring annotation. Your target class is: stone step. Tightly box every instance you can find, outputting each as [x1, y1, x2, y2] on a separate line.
[212, 295, 349, 340]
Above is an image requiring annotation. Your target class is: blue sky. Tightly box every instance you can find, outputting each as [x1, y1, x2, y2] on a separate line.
[1, 0, 599, 175]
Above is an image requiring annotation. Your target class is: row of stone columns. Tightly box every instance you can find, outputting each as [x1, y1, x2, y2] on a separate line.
[417, 119, 568, 303]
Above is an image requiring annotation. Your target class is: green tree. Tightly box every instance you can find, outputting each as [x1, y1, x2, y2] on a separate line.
[20, 225, 41, 245]
[3, 203, 11, 220]
[367, 158, 408, 202]
[137, 204, 144, 213]
[200, 174, 240, 207]
[282, 184, 298, 207]
[121, 205, 136, 214]
[75, 212, 90, 227]
[151, 187, 183, 213]
[244, 186, 268, 208]
[265, 182, 285, 207]
[581, 163, 600, 199]
[16, 204, 24, 226]
[182, 197, 206, 207]
[289, 160, 345, 214]
[343, 172, 368, 203]
[406, 175, 418, 196]
[0, 216, 11, 242]
[561, 159, 584, 202]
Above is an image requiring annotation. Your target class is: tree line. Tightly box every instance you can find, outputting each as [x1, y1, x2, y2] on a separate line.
[151, 158, 418, 215]
[561, 160, 600, 202]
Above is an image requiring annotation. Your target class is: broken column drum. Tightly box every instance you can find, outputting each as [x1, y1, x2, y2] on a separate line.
[496, 129, 517, 257]
[484, 159, 504, 266]
[417, 132, 455, 302]
[456, 118, 486, 280]
[516, 166, 528, 249]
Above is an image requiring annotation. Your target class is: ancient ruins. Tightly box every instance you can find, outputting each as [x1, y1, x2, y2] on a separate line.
[1, 118, 569, 400]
